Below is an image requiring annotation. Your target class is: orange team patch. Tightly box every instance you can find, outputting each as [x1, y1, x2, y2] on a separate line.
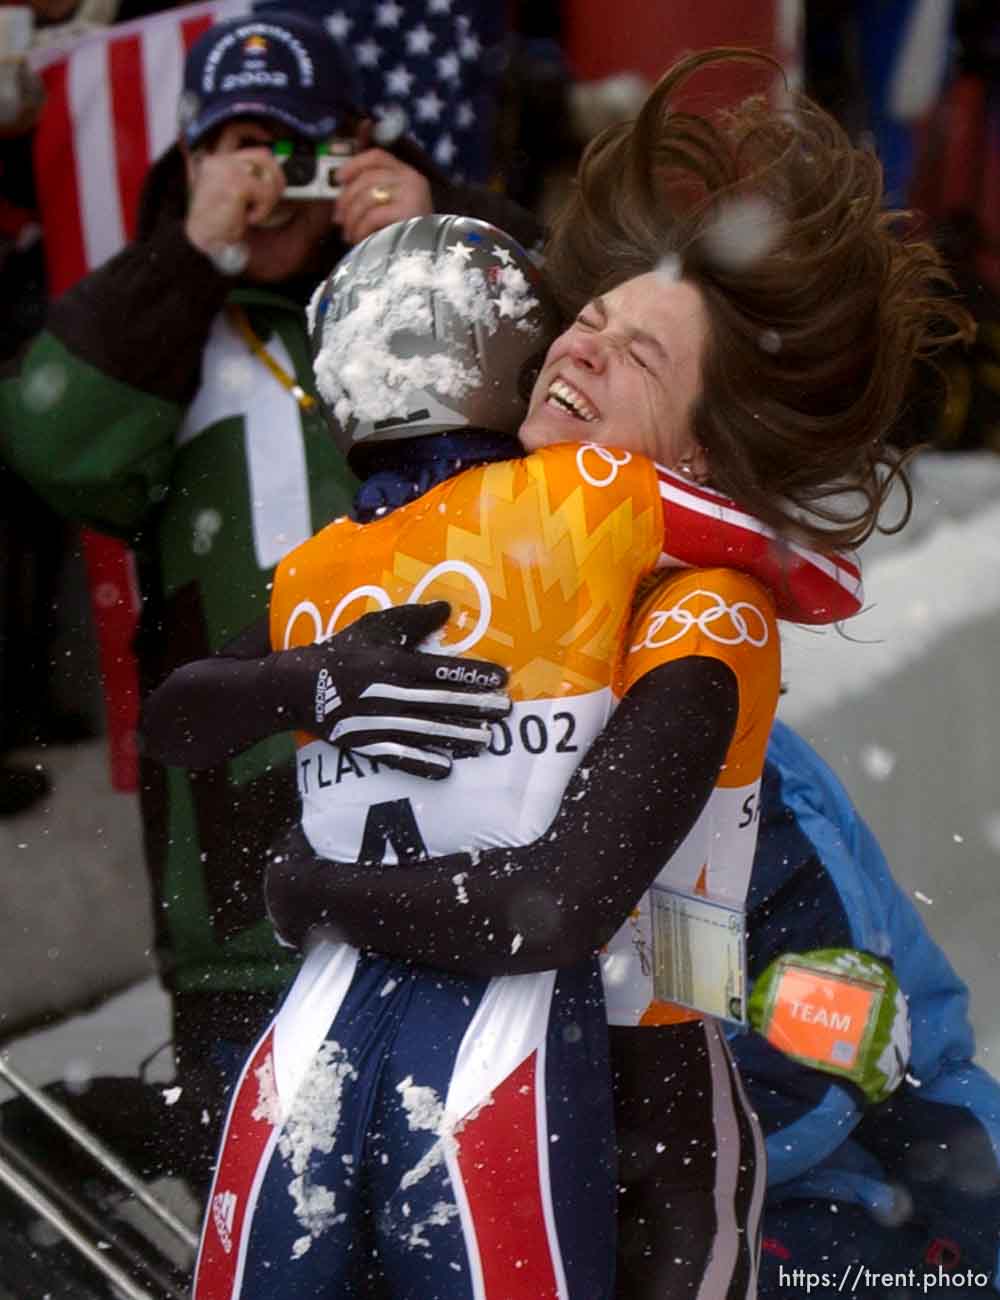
[764, 965, 876, 1069]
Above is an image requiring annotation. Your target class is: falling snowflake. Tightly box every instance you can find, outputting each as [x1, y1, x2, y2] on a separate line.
[860, 744, 896, 781]
[22, 362, 68, 413]
[758, 328, 782, 354]
[192, 509, 223, 556]
[210, 242, 249, 276]
[64, 1059, 93, 1095]
[701, 195, 785, 270]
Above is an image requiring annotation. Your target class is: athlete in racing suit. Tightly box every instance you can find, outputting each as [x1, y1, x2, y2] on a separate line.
[146, 218, 862, 1299]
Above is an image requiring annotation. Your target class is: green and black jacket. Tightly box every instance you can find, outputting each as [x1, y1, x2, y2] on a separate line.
[0, 138, 544, 1046]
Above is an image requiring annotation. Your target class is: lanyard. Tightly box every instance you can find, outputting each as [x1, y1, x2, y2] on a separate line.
[226, 305, 317, 413]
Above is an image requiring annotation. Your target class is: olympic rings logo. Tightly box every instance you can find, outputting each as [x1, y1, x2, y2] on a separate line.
[631, 589, 770, 651]
[283, 560, 493, 655]
[576, 443, 632, 487]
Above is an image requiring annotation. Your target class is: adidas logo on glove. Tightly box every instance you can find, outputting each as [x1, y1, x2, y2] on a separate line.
[315, 668, 342, 723]
[434, 665, 504, 688]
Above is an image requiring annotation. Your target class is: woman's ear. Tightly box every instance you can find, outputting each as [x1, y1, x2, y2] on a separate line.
[688, 442, 710, 484]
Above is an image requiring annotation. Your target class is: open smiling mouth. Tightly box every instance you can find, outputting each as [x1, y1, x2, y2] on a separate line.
[547, 378, 598, 422]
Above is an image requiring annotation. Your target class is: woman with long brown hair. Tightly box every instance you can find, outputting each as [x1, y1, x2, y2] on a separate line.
[264, 51, 971, 1298]
[541, 46, 965, 548]
[148, 49, 971, 1300]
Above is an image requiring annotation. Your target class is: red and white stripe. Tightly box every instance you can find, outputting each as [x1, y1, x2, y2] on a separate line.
[446, 1049, 568, 1300]
[192, 1027, 281, 1300]
[28, 0, 250, 790]
[655, 464, 864, 625]
[441, 971, 572, 1298]
[30, 0, 249, 294]
[192, 942, 360, 1300]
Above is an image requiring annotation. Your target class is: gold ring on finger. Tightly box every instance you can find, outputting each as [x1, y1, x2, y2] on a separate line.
[370, 185, 393, 205]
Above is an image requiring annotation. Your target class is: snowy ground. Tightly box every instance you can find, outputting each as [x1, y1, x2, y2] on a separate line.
[2, 449, 999, 1098]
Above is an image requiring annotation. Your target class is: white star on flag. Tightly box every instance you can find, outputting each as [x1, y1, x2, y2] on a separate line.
[456, 101, 475, 129]
[386, 64, 415, 96]
[436, 51, 460, 81]
[491, 244, 513, 265]
[405, 23, 435, 55]
[447, 241, 473, 262]
[459, 34, 481, 60]
[416, 90, 444, 122]
[428, 0, 452, 12]
[373, 105, 409, 143]
[434, 133, 456, 166]
[375, 1, 403, 28]
[325, 11, 353, 41]
[354, 38, 381, 68]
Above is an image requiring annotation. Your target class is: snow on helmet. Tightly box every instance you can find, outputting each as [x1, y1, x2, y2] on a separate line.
[308, 215, 560, 459]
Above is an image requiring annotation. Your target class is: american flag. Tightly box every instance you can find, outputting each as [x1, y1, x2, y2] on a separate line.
[260, 0, 507, 183]
[26, 0, 507, 789]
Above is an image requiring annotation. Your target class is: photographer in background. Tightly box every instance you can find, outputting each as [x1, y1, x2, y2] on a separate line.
[0, 10, 541, 1192]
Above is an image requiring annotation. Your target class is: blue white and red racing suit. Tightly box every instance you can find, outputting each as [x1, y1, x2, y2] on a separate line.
[193, 444, 860, 1300]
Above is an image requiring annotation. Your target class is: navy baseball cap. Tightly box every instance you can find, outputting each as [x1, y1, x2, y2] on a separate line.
[180, 12, 366, 147]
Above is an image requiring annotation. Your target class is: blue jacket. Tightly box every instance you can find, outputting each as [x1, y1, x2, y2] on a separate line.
[733, 721, 1000, 1282]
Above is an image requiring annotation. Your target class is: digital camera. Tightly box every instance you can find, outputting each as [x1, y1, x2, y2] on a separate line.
[273, 139, 355, 200]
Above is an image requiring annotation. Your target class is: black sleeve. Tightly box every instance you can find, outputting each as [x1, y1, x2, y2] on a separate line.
[47, 221, 231, 404]
[140, 601, 512, 772]
[139, 616, 279, 768]
[218, 616, 274, 658]
[267, 655, 739, 974]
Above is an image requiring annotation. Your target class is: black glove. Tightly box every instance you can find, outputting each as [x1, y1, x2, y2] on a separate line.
[265, 601, 510, 779]
[141, 601, 510, 775]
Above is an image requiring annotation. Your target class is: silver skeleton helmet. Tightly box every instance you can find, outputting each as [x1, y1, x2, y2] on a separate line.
[308, 215, 561, 459]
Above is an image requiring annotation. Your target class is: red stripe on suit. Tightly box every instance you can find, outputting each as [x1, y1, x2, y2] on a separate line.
[193, 1028, 279, 1300]
[455, 1052, 563, 1298]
